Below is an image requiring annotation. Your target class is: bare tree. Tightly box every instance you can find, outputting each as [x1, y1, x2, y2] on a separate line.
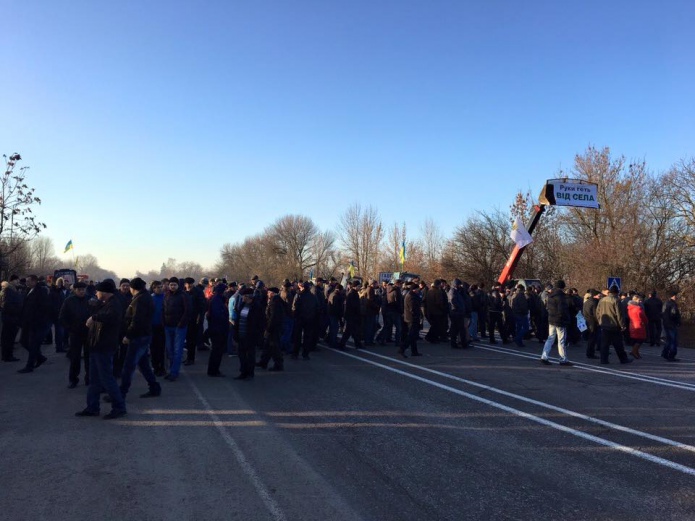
[0, 153, 47, 279]
[337, 204, 384, 280]
[265, 215, 319, 277]
[29, 237, 60, 275]
[420, 217, 444, 281]
[77, 253, 118, 281]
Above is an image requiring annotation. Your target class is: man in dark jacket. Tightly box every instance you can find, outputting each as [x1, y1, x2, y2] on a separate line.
[17, 275, 51, 374]
[540, 280, 572, 366]
[425, 279, 447, 343]
[292, 281, 318, 360]
[339, 280, 363, 350]
[403, 282, 422, 358]
[113, 278, 133, 378]
[661, 291, 681, 361]
[1, 281, 22, 362]
[120, 277, 160, 399]
[487, 286, 506, 344]
[207, 282, 230, 376]
[184, 277, 207, 365]
[163, 277, 191, 381]
[234, 288, 263, 379]
[595, 285, 631, 365]
[327, 284, 345, 349]
[448, 279, 468, 349]
[257, 287, 285, 371]
[60, 281, 92, 388]
[644, 291, 663, 347]
[378, 282, 403, 348]
[582, 290, 601, 359]
[510, 285, 529, 347]
[75, 279, 126, 419]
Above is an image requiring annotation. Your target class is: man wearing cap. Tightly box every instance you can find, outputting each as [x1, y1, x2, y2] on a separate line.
[234, 288, 263, 379]
[312, 278, 328, 345]
[60, 281, 92, 388]
[120, 277, 161, 399]
[583, 289, 601, 359]
[402, 282, 423, 357]
[661, 291, 681, 361]
[595, 285, 631, 365]
[17, 275, 51, 374]
[76, 279, 127, 419]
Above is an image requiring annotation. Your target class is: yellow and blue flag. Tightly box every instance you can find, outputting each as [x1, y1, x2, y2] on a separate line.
[348, 260, 356, 278]
[64, 240, 74, 254]
[399, 241, 406, 265]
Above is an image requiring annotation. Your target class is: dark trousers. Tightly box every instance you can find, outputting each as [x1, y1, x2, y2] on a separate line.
[600, 329, 629, 363]
[488, 312, 505, 342]
[22, 324, 49, 370]
[207, 331, 228, 375]
[378, 310, 401, 346]
[120, 335, 160, 397]
[259, 331, 283, 368]
[185, 317, 199, 361]
[293, 318, 314, 356]
[478, 311, 488, 338]
[449, 314, 466, 347]
[662, 328, 678, 360]
[648, 319, 662, 346]
[339, 317, 362, 349]
[68, 330, 89, 384]
[238, 337, 256, 376]
[404, 321, 420, 355]
[1, 320, 19, 360]
[114, 342, 127, 378]
[150, 324, 165, 374]
[86, 350, 125, 414]
[585, 327, 598, 357]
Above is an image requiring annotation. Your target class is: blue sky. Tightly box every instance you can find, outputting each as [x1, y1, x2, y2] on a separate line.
[2, 0, 693, 278]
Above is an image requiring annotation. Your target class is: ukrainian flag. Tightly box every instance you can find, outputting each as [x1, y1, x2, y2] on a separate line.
[399, 241, 406, 265]
[348, 261, 356, 278]
[64, 240, 73, 254]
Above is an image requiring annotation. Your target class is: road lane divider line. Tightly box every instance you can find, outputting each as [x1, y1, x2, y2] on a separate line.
[330, 348, 695, 477]
[354, 348, 695, 453]
[472, 342, 695, 391]
[185, 374, 287, 521]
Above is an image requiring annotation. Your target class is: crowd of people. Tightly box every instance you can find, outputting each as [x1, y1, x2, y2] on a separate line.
[0, 272, 683, 419]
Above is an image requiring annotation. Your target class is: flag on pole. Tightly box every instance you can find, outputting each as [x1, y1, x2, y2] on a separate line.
[309, 268, 314, 281]
[510, 218, 534, 248]
[64, 240, 74, 253]
[348, 260, 356, 278]
[399, 240, 406, 265]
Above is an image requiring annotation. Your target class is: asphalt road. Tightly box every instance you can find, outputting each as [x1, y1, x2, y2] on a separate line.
[1, 335, 695, 521]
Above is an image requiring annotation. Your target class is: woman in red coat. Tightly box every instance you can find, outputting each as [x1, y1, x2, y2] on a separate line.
[627, 294, 648, 359]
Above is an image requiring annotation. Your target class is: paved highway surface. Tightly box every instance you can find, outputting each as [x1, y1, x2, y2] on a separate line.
[2, 337, 694, 520]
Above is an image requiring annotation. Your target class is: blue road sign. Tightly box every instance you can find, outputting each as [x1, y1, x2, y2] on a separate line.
[607, 277, 621, 292]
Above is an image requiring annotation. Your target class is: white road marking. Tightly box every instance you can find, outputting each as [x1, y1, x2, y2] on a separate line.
[185, 374, 287, 521]
[473, 342, 695, 391]
[331, 348, 695, 477]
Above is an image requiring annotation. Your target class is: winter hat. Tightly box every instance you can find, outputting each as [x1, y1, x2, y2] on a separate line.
[130, 277, 146, 291]
[95, 279, 117, 293]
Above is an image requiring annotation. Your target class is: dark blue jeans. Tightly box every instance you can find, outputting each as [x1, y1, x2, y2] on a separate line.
[663, 328, 678, 359]
[120, 336, 159, 396]
[514, 315, 529, 346]
[165, 326, 187, 377]
[87, 351, 125, 413]
[280, 317, 294, 354]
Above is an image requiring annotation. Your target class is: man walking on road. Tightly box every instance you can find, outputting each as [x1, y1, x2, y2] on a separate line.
[595, 285, 632, 365]
[59, 281, 92, 388]
[540, 281, 572, 366]
[17, 275, 50, 374]
[75, 279, 127, 420]
[661, 291, 681, 362]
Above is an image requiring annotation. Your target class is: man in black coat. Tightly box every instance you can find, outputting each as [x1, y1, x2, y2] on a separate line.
[339, 281, 363, 350]
[75, 279, 127, 419]
[292, 281, 318, 360]
[183, 277, 207, 365]
[120, 277, 160, 399]
[644, 291, 663, 347]
[257, 287, 285, 371]
[0, 281, 22, 362]
[402, 282, 422, 357]
[17, 275, 51, 374]
[582, 290, 601, 359]
[234, 288, 263, 379]
[60, 281, 92, 388]
[540, 280, 572, 366]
